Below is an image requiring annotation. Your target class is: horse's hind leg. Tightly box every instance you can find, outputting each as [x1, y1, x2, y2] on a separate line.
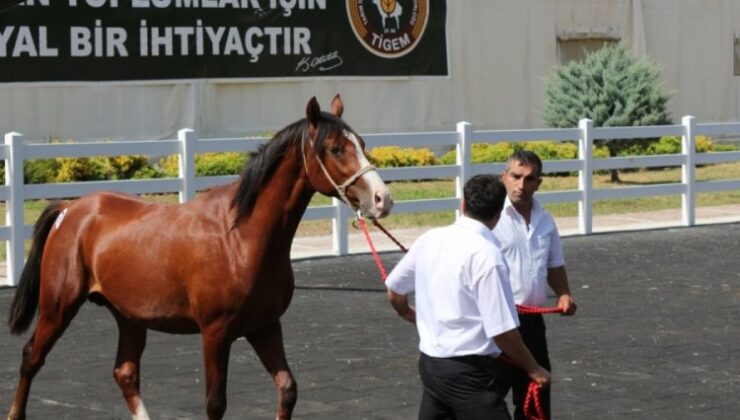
[246, 320, 297, 420]
[111, 314, 149, 420]
[8, 302, 84, 420]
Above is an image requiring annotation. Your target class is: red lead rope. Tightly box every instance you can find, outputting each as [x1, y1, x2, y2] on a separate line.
[523, 381, 546, 420]
[357, 217, 388, 280]
[516, 304, 564, 315]
[497, 353, 548, 420]
[357, 217, 558, 420]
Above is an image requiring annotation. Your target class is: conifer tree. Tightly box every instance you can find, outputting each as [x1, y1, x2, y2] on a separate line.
[543, 43, 671, 181]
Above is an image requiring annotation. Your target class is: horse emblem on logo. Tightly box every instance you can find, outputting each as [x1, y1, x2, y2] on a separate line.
[374, 0, 403, 33]
[347, 0, 429, 58]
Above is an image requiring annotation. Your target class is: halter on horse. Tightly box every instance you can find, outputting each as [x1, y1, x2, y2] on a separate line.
[6, 95, 393, 420]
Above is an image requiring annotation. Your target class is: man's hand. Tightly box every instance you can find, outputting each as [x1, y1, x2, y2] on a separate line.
[528, 365, 551, 387]
[557, 294, 577, 316]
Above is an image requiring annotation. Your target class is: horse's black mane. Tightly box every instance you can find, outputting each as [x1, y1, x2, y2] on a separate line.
[230, 111, 350, 227]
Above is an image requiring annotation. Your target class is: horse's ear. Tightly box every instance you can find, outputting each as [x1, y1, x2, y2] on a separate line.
[330, 94, 344, 118]
[306, 96, 321, 127]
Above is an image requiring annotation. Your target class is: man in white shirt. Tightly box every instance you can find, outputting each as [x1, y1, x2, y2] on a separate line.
[493, 150, 577, 420]
[386, 174, 550, 420]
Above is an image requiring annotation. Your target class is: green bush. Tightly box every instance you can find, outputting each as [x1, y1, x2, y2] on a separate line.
[157, 152, 248, 177]
[543, 43, 671, 156]
[522, 141, 578, 160]
[646, 135, 715, 155]
[594, 145, 610, 158]
[440, 141, 580, 165]
[54, 157, 107, 182]
[474, 143, 516, 164]
[696, 135, 714, 153]
[19, 155, 159, 183]
[196, 152, 248, 176]
[131, 165, 164, 179]
[98, 155, 152, 180]
[52, 155, 157, 182]
[440, 143, 515, 165]
[613, 142, 650, 157]
[714, 143, 739, 152]
[646, 136, 680, 155]
[367, 146, 438, 167]
[157, 155, 179, 177]
[24, 159, 60, 184]
[438, 149, 455, 165]
[3, 136, 733, 185]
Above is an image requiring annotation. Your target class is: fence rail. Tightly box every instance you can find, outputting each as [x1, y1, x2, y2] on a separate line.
[3, 115, 740, 286]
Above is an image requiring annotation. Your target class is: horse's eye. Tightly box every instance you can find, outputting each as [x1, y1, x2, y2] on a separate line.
[330, 146, 341, 156]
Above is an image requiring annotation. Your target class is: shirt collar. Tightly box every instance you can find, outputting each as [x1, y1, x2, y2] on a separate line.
[503, 196, 544, 226]
[456, 215, 496, 241]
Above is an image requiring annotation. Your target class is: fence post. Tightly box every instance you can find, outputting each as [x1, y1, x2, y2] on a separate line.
[681, 115, 696, 226]
[332, 198, 350, 256]
[5, 132, 25, 287]
[578, 119, 593, 235]
[178, 128, 197, 203]
[456, 121, 472, 217]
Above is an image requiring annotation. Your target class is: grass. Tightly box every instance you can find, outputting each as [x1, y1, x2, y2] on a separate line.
[3, 162, 740, 255]
[293, 161, 740, 236]
[541, 162, 740, 217]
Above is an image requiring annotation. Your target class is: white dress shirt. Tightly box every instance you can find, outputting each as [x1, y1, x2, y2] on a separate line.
[386, 216, 519, 358]
[492, 197, 566, 306]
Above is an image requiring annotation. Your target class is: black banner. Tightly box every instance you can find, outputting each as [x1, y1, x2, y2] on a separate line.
[0, 0, 447, 82]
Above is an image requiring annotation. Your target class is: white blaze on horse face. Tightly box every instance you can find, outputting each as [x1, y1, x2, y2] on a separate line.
[345, 130, 393, 218]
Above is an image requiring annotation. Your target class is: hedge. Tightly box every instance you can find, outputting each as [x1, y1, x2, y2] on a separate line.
[0, 136, 736, 184]
[367, 146, 438, 167]
[157, 152, 248, 177]
[439, 141, 593, 165]
[0, 152, 249, 184]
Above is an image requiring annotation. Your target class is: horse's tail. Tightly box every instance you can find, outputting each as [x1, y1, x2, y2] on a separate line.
[7, 201, 64, 335]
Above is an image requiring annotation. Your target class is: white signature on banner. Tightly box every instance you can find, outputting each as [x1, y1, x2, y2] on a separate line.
[295, 50, 343, 73]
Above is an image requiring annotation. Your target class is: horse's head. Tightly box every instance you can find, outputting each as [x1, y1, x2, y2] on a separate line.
[302, 95, 393, 219]
[374, 0, 397, 15]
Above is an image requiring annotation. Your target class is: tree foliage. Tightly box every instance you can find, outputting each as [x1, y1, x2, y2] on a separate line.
[543, 43, 672, 180]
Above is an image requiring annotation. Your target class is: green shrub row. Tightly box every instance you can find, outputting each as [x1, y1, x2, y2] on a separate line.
[156, 152, 249, 177]
[0, 152, 249, 184]
[369, 135, 733, 168]
[438, 141, 589, 165]
[367, 146, 437, 167]
[0, 136, 735, 183]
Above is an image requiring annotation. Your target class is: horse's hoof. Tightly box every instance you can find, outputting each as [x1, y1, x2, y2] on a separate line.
[7, 403, 23, 420]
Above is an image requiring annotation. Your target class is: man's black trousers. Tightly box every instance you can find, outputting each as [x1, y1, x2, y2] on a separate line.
[417, 352, 512, 420]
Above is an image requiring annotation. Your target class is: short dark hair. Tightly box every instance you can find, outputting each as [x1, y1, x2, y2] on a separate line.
[507, 150, 543, 178]
[463, 174, 506, 220]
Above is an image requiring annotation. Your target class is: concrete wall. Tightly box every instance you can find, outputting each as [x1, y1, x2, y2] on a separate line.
[1, 0, 739, 141]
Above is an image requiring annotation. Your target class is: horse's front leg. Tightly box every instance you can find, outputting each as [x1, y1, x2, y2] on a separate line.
[246, 320, 297, 420]
[201, 326, 233, 420]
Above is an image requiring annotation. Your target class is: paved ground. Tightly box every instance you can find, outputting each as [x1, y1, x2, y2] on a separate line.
[1, 221, 739, 419]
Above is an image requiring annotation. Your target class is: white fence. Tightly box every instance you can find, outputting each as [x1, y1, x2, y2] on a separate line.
[3, 115, 740, 286]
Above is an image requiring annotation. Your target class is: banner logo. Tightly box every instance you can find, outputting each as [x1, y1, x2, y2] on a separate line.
[347, 0, 429, 58]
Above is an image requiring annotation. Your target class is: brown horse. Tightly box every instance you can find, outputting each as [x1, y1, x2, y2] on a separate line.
[5, 95, 393, 420]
